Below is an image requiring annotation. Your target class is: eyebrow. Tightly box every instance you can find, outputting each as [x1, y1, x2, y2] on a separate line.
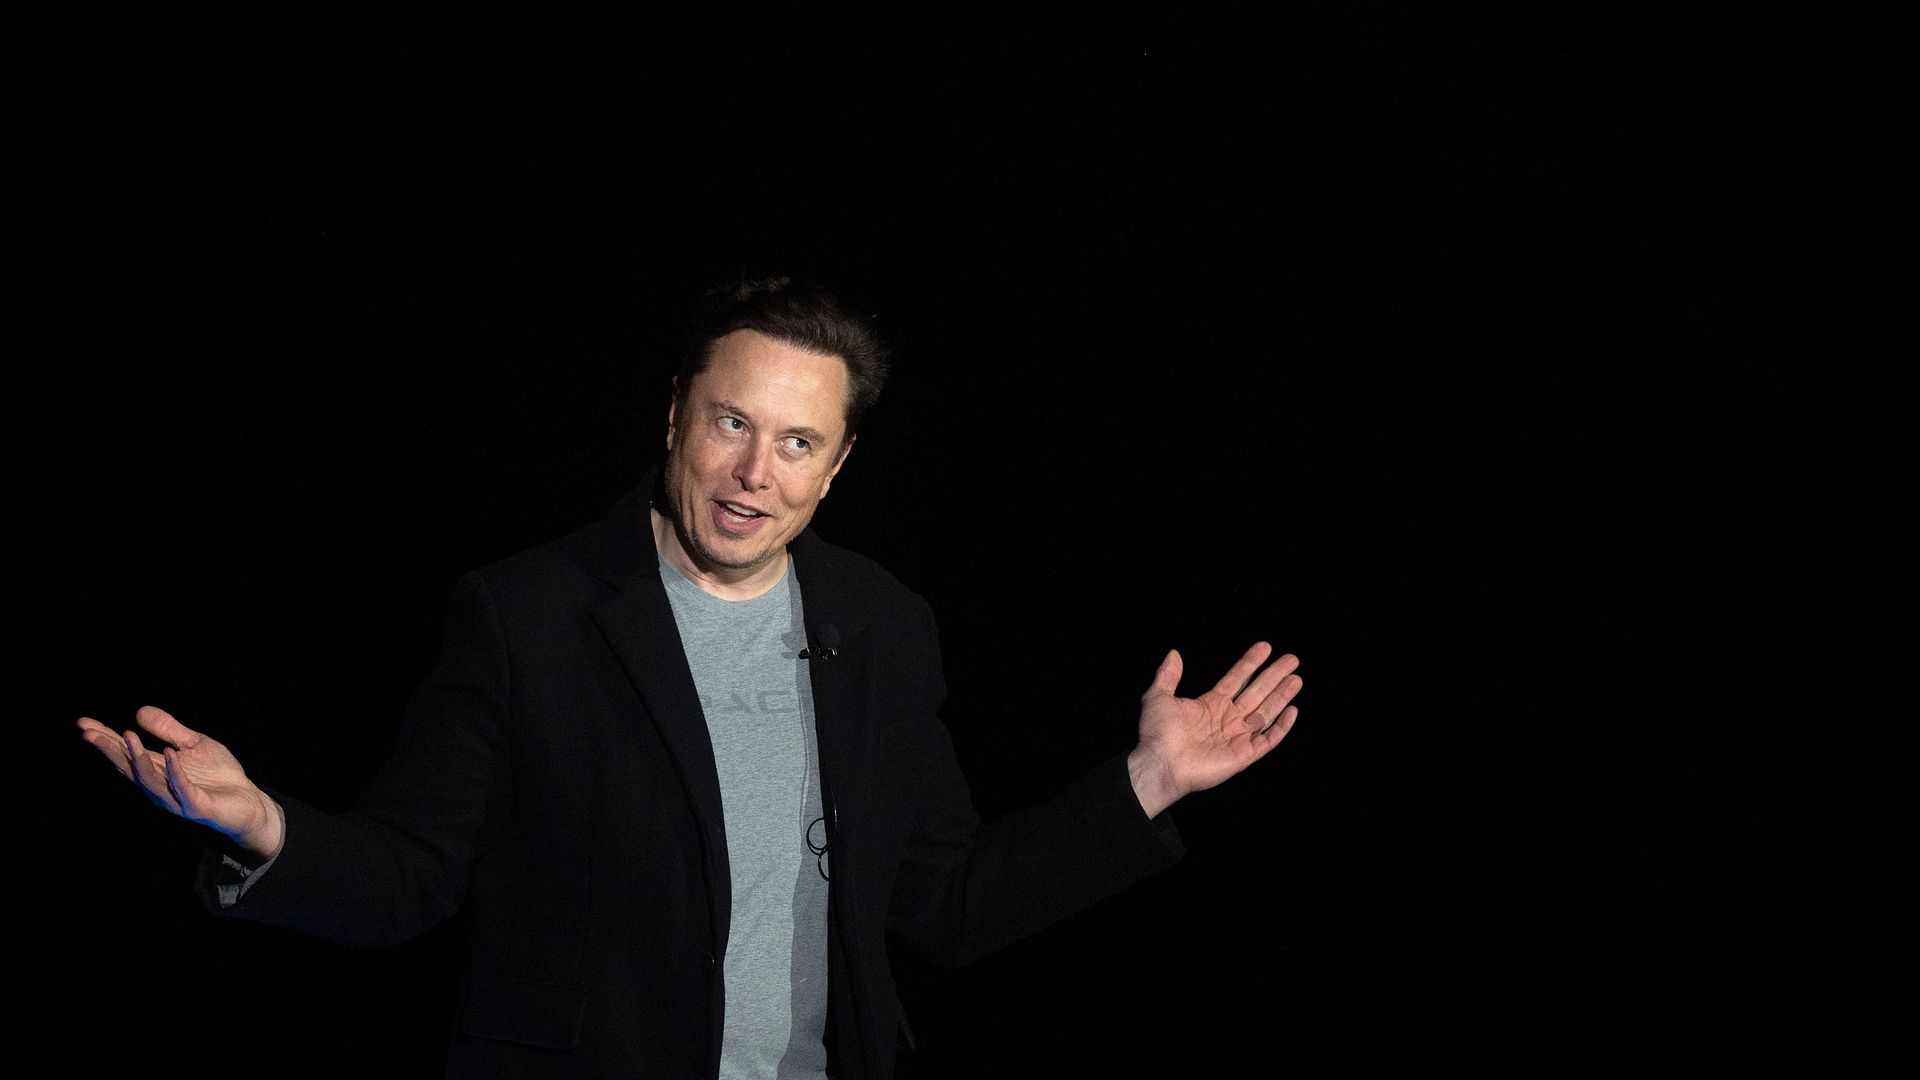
[712, 399, 834, 447]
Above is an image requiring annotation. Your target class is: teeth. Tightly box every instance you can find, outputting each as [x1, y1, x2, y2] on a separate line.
[721, 502, 762, 518]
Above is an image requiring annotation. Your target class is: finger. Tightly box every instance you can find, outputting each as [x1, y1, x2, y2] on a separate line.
[135, 705, 201, 750]
[1250, 704, 1300, 755]
[1145, 649, 1184, 699]
[1232, 652, 1302, 713]
[163, 747, 200, 820]
[1245, 672, 1304, 728]
[76, 717, 136, 780]
[123, 730, 183, 814]
[1208, 641, 1275, 698]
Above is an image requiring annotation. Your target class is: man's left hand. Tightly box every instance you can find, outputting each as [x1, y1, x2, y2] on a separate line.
[1127, 643, 1302, 818]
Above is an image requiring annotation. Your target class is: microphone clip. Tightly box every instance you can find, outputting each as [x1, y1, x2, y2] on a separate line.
[800, 624, 840, 662]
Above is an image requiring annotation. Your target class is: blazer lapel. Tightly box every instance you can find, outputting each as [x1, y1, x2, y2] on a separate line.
[584, 477, 733, 960]
[577, 478, 878, 970]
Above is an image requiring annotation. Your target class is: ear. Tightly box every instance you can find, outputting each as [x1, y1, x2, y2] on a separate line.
[820, 435, 855, 498]
[665, 378, 680, 451]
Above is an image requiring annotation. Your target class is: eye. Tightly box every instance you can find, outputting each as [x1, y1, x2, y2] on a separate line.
[717, 416, 746, 434]
[781, 435, 811, 455]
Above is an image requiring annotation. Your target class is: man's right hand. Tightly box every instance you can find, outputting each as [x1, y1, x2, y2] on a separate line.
[77, 706, 285, 859]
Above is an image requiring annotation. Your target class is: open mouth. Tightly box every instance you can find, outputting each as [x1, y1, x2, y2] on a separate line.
[718, 501, 767, 521]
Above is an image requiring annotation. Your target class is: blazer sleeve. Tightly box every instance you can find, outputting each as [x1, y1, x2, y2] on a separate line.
[879, 600, 1185, 967]
[199, 570, 513, 948]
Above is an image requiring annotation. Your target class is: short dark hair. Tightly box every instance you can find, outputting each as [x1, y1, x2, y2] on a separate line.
[677, 274, 891, 444]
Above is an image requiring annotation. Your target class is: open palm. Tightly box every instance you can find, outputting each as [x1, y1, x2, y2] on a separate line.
[1136, 642, 1302, 802]
[77, 705, 283, 856]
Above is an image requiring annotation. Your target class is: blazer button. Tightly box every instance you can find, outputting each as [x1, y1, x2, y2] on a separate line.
[706, 951, 716, 969]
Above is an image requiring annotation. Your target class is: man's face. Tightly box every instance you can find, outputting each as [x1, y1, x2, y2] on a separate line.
[661, 329, 853, 589]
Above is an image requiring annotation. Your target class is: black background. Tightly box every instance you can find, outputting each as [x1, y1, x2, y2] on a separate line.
[32, 4, 1874, 1075]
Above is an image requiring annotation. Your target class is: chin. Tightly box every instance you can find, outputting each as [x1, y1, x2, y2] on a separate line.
[691, 535, 775, 573]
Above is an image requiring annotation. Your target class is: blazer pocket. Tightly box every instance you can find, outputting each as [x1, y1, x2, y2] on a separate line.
[459, 973, 589, 1050]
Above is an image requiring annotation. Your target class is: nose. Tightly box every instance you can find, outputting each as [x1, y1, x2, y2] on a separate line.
[732, 436, 774, 491]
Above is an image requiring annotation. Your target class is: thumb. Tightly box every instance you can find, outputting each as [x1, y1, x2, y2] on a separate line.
[1145, 649, 1183, 699]
[135, 705, 199, 749]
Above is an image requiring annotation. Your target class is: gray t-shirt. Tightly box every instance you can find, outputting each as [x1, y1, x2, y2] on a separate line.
[659, 556, 830, 1080]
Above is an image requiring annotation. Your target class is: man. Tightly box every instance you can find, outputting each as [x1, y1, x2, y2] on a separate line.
[78, 275, 1304, 1079]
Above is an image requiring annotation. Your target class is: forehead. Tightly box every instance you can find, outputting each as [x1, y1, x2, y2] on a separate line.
[691, 330, 851, 438]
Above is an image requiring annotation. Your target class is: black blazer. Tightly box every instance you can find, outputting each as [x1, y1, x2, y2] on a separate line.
[209, 469, 1183, 1079]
